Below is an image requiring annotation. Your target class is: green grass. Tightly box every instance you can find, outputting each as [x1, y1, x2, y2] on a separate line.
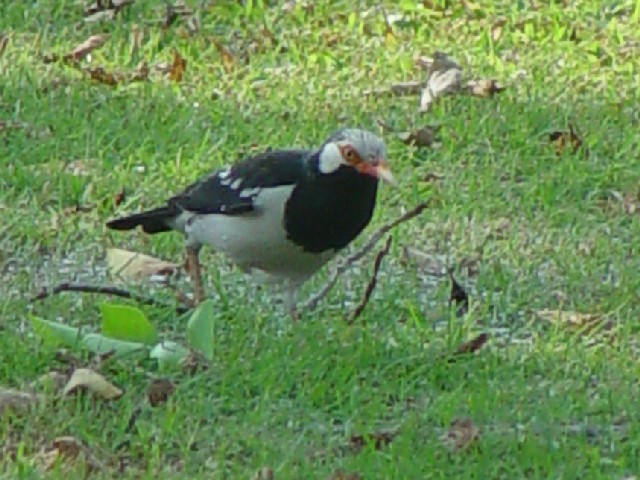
[2, 0, 640, 477]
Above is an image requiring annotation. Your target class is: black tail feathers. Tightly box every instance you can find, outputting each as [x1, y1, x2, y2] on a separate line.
[106, 207, 175, 234]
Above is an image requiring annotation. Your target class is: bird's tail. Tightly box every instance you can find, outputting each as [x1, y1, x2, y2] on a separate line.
[106, 207, 175, 234]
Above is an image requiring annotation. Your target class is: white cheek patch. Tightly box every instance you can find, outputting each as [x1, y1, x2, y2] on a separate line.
[318, 142, 346, 174]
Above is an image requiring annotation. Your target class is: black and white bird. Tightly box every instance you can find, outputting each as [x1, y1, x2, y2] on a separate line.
[106, 128, 394, 317]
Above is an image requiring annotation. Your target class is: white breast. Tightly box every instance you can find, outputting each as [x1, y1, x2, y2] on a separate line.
[185, 185, 335, 284]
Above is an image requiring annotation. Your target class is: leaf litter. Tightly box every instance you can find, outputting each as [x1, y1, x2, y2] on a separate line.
[106, 248, 179, 283]
[63, 368, 123, 400]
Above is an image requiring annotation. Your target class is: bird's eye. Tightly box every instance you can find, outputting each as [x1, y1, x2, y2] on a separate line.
[343, 147, 358, 162]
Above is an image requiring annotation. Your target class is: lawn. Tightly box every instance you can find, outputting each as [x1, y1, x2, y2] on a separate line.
[2, 0, 640, 478]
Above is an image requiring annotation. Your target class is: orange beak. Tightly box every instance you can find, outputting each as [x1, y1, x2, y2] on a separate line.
[356, 159, 396, 186]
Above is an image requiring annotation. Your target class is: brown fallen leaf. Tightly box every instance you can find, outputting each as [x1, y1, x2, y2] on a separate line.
[466, 79, 506, 98]
[449, 333, 489, 362]
[449, 271, 469, 316]
[548, 122, 584, 155]
[253, 466, 275, 480]
[169, 49, 187, 82]
[63, 368, 123, 400]
[441, 418, 480, 452]
[82, 60, 149, 86]
[106, 248, 179, 283]
[34, 436, 107, 474]
[419, 52, 462, 112]
[147, 378, 175, 407]
[64, 34, 110, 64]
[397, 125, 441, 148]
[212, 39, 235, 73]
[113, 188, 127, 207]
[0, 388, 43, 416]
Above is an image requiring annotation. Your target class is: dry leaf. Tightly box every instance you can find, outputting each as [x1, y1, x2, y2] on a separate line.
[147, 378, 175, 407]
[450, 333, 489, 361]
[169, 49, 186, 82]
[253, 467, 274, 480]
[34, 436, 107, 474]
[466, 79, 505, 98]
[419, 52, 462, 112]
[114, 188, 126, 207]
[548, 123, 584, 155]
[65, 34, 110, 63]
[397, 125, 440, 147]
[212, 39, 235, 72]
[441, 418, 480, 452]
[63, 368, 123, 400]
[0, 388, 43, 416]
[106, 248, 179, 283]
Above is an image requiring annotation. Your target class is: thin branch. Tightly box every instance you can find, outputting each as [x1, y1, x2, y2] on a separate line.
[304, 201, 429, 312]
[348, 235, 393, 322]
[29, 282, 191, 314]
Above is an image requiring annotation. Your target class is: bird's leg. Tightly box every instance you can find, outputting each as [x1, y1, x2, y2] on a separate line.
[285, 283, 300, 322]
[185, 247, 206, 305]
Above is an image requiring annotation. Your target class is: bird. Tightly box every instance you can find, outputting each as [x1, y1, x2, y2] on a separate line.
[105, 128, 395, 318]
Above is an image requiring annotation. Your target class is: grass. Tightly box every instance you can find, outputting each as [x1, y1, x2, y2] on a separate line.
[1, 0, 640, 477]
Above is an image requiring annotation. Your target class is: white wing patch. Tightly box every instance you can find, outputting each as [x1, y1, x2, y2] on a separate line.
[239, 187, 261, 198]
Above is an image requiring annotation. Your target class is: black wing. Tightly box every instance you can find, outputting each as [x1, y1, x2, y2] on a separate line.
[168, 149, 312, 215]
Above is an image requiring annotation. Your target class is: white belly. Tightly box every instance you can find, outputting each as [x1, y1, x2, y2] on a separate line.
[184, 185, 335, 283]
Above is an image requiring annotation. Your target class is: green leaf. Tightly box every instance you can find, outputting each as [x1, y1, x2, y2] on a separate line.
[187, 300, 215, 361]
[100, 303, 157, 344]
[150, 341, 189, 370]
[30, 315, 81, 347]
[81, 333, 145, 357]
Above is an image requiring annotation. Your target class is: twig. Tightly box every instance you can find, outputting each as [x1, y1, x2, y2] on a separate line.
[29, 282, 191, 314]
[348, 235, 393, 322]
[304, 201, 429, 312]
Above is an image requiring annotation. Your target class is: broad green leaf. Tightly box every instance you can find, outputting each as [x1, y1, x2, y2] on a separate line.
[30, 315, 81, 347]
[81, 333, 145, 357]
[100, 303, 157, 344]
[187, 300, 215, 361]
[150, 341, 189, 370]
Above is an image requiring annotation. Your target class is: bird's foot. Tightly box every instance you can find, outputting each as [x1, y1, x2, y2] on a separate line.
[185, 248, 206, 306]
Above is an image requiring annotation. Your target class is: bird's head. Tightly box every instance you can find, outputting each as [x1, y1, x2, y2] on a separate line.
[317, 128, 395, 185]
